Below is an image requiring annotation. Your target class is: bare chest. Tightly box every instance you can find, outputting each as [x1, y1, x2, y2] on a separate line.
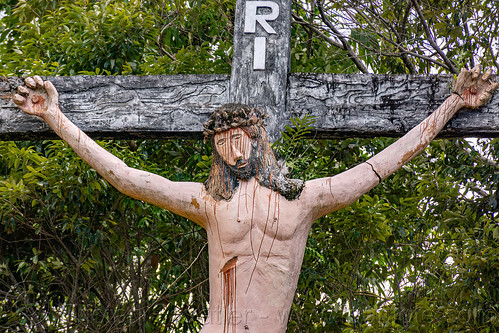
[203, 180, 307, 256]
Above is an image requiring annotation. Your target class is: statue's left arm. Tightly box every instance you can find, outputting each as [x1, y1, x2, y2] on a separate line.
[302, 66, 498, 220]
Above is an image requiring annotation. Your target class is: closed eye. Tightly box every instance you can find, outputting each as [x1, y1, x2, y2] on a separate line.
[217, 138, 226, 145]
[231, 134, 242, 140]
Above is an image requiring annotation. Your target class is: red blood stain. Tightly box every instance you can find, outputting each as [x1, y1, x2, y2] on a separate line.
[221, 256, 238, 333]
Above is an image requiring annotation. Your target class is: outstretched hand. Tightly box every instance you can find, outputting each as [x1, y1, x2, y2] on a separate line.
[453, 65, 499, 109]
[12, 76, 60, 119]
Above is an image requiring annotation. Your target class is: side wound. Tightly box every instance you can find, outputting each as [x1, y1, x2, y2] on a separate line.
[221, 256, 238, 333]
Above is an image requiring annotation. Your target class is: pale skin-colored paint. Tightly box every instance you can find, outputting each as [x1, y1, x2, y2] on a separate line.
[214, 128, 252, 167]
[13, 67, 498, 333]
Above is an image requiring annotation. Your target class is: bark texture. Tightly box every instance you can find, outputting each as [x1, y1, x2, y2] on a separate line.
[1, 73, 498, 141]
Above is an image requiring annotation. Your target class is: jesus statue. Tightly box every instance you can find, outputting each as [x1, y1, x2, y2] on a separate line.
[12, 66, 497, 332]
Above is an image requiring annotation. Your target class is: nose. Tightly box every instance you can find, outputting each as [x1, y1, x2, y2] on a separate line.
[231, 142, 242, 162]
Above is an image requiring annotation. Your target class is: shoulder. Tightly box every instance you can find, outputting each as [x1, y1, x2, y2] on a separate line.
[301, 163, 381, 219]
[299, 178, 340, 216]
[299, 174, 355, 220]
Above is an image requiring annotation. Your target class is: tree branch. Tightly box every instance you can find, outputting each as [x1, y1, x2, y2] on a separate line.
[292, 13, 343, 49]
[351, 6, 449, 72]
[488, 42, 499, 73]
[315, 1, 370, 74]
[348, 11, 450, 71]
[410, 0, 458, 73]
[363, 2, 417, 74]
[156, 13, 178, 61]
[455, 141, 499, 169]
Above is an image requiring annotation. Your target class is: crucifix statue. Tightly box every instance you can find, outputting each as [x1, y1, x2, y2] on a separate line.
[9, 0, 499, 332]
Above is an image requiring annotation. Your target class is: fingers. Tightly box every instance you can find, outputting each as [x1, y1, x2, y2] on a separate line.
[44, 81, 59, 101]
[453, 67, 471, 92]
[476, 81, 498, 107]
[17, 85, 30, 96]
[19, 76, 59, 103]
[488, 82, 499, 93]
[453, 65, 498, 109]
[13, 76, 61, 118]
[33, 75, 44, 88]
[471, 64, 481, 79]
[25, 75, 44, 88]
[12, 94, 26, 106]
[25, 77, 37, 89]
[478, 91, 493, 106]
[482, 68, 493, 81]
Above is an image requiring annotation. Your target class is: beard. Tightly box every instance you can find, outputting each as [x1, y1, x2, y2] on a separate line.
[228, 158, 255, 180]
[205, 132, 304, 201]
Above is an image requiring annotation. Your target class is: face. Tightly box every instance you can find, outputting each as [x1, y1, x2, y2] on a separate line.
[214, 128, 253, 167]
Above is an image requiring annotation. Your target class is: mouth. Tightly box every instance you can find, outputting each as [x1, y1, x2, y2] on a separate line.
[237, 161, 248, 169]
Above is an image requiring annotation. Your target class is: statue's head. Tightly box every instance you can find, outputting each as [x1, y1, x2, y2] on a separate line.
[203, 103, 304, 201]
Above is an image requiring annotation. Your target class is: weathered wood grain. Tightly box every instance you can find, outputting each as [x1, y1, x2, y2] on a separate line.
[0, 75, 230, 140]
[1, 73, 498, 140]
[286, 73, 499, 138]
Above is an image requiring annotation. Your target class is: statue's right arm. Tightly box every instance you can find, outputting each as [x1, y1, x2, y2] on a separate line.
[13, 76, 208, 228]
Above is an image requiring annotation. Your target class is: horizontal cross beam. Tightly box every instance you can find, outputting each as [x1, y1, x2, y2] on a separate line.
[1, 74, 498, 141]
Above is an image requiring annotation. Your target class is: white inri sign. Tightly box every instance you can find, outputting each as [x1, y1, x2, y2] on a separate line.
[243, 1, 280, 70]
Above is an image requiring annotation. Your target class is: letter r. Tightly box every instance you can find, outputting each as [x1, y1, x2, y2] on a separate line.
[244, 1, 280, 34]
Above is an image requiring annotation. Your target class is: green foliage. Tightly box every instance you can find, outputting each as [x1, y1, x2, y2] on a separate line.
[0, 0, 234, 76]
[273, 115, 319, 179]
[284, 138, 499, 332]
[1, 0, 155, 75]
[0, 139, 211, 332]
[1, 0, 498, 332]
[292, 0, 499, 74]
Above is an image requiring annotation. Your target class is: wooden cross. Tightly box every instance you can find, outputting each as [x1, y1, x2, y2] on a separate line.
[1, 0, 498, 141]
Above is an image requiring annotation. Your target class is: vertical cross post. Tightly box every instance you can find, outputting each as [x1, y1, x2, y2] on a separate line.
[230, 0, 292, 141]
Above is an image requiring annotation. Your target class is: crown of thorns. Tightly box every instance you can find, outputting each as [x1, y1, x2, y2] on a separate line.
[203, 103, 269, 139]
